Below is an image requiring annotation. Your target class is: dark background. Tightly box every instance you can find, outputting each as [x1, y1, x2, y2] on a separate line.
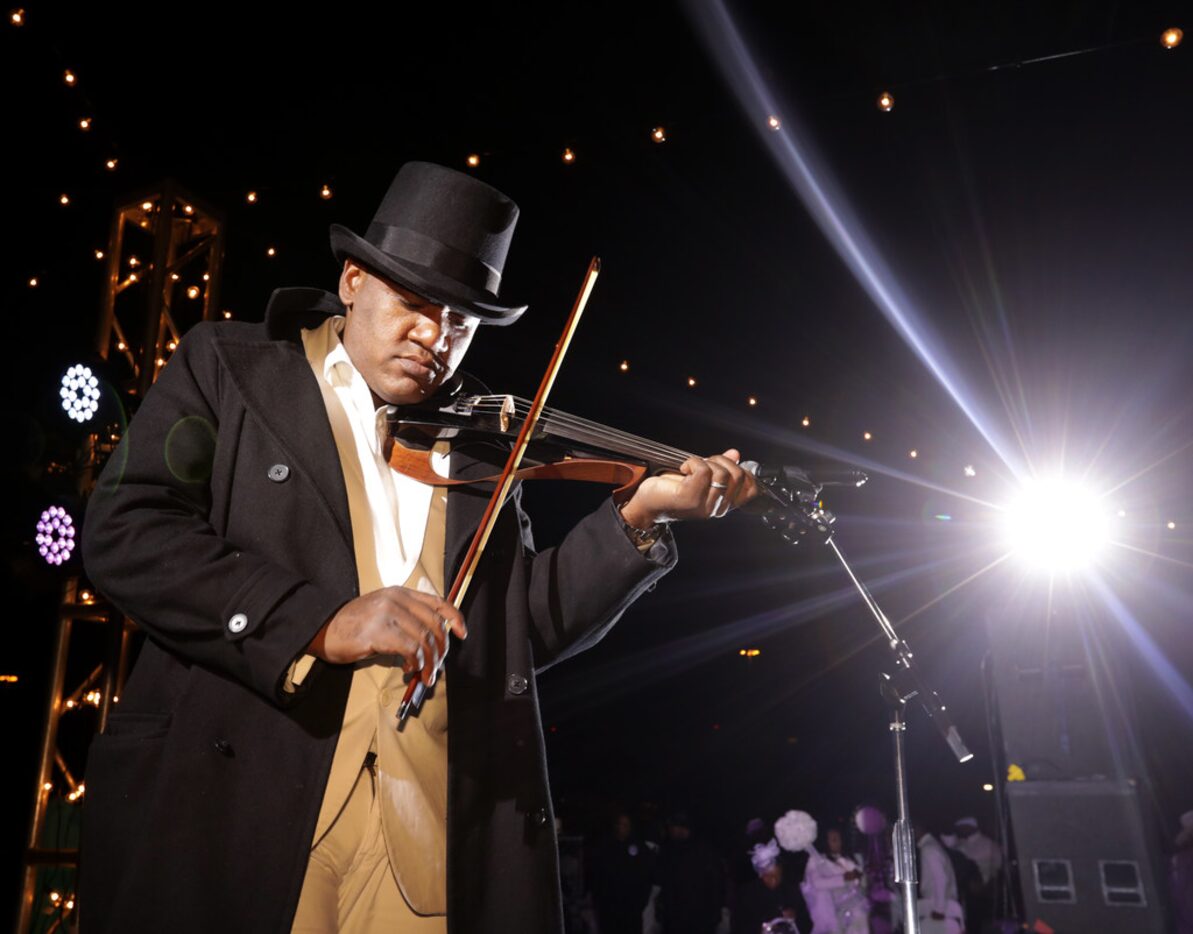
[4, 0, 1191, 905]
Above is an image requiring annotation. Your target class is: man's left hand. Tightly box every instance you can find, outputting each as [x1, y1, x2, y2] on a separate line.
[618, 448, 758, 529]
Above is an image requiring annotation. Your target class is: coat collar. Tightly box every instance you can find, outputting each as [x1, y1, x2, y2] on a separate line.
[219, 285, 507, 590]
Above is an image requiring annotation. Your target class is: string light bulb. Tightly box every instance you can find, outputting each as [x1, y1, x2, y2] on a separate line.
[562, 148, 576, 164]
[767, 115, 781, 130]
[43, 782, 52, 792]
[78, 117, 91, 131]
[105, 158, 117, 170]
[964, 464, 976, 477]
[466, 154, 480, 168]
[1168, 520, 1177, 530]
[140, 201, 153, 211]
[127, 272, 138, 283]
[128, 255, 140, 267]
[94, 249, 104, 260]
[80, 590, 93, 602]
[59, 193, 70, 205]
[170, 272, 180, 281]
[167, 340, 177, 351]
[619, 360, 629, 372]
[28, 277, 38, 288]
[182, 203, 194, 215]
[909, 449, 918, 459]
[747, 396, 758, 406]
[863, 431, 872, 441]
[10, 8, 25, 26]
[246, 190, 257, 203]
[116, 341, 126, 351]
[801, 416, 811, 427]
[64, 69, 76, 86]
[320, 184, 332, 199]
[651, 126, 666, 143]
[186, 285, 200, 299]
[687, 376, 697, 387]
[1162, 27, 1183, 49]
[877, 91, 895, 112]
[266, 246, 276, 257]
[223, 310, 233, 319]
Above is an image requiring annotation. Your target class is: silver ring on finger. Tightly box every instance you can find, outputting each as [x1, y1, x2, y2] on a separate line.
[710, 480, 729, 490]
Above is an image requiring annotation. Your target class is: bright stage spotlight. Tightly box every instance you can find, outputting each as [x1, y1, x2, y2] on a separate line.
[60, 364, 100, 422]
[1001, 478, 1109, 572]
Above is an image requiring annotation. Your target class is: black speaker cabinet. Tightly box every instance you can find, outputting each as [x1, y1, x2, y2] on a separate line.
[1005, 780, 1167, 933]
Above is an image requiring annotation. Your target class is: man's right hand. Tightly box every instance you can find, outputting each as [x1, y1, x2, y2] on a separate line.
[305, 586, 467, 685]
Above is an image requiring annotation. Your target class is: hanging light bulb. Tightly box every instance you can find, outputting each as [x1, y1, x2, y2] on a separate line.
[618, 360, 629, 372]
[747, 396, 758, 406]
[651, 126, 666, 143]
[767, 115, 781, 130]
[466, 154, 480, 168]
[78, 117, 91, 130]
[223, 310, 233, 319]
[94, 249, 104, 260]
[877, 91, 895, 112]
[64, 69, 76, 85]
[10, 8, 26, 26]
[128, 255, 140, 267]
[140, 201, 153, 211]
[801, 416, 811, 427]
[909, 449, 918, 459]
[246, 190, 257, 203]
[266, 246, 276, 257]
[320, 184, 332, 199]
[1161, 27, 1183, 49]
[105, 158, 117, 170]
[863, 431, 872, 441]
[562, 148, 576, 164]
[59, 193, 70, 205]
[182, 203, 194, 215]
[186, 285, 200, 299]
[28, 277, 38, 288]
[687, 376, 697, 387]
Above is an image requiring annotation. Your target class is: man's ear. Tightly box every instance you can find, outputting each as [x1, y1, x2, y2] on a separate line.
[338, 259, 365, 309]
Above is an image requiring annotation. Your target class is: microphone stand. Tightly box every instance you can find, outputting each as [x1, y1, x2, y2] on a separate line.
[753, 466, 973, 934]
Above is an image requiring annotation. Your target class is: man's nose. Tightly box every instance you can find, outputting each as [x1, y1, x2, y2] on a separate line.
[410, 307, 449, 347]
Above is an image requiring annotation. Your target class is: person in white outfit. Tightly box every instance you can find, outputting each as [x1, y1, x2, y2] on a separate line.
[802, 829, 869, 934]
[916, 830, 964, 934]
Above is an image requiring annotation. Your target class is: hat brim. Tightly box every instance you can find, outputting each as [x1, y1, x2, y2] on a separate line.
[329, 223, 527, 326]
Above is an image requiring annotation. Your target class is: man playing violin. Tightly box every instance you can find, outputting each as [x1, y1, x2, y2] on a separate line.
[79, 160, 758, 934]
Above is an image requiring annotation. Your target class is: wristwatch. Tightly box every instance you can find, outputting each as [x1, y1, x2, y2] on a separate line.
[617, 505, 666, 552]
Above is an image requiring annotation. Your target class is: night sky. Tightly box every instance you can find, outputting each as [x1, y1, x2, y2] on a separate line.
[4, 0, 1192, 890]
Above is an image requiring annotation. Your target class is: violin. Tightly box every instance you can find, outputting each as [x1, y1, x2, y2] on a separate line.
[384, 387, 843, 545]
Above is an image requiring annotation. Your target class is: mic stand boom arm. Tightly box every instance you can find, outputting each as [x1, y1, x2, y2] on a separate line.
[749, 466, 972, 934]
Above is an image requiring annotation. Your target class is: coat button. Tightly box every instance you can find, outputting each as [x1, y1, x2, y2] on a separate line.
[506, 673, 528, 695]
[213, 739, 234, 757]
[267, 463, 290, 482]
[227, 613, 248, 634]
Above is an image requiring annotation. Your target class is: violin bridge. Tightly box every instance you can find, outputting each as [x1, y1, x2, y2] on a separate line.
[500, 394, 516, 433]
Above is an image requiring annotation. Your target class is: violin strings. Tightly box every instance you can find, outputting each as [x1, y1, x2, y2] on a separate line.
[467, 395, 695, 468]
[471, 400, 692, 467]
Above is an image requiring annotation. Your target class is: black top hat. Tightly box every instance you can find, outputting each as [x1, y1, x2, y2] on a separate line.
[329, 161, 527, 326]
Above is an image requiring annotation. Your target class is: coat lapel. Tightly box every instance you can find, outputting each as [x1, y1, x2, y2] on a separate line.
[212, 334, 355, 557]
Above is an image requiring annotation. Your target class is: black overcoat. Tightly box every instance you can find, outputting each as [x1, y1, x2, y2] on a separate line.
[78, 286, 677, 933]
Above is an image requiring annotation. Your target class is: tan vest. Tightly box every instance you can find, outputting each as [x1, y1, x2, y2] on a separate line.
[310, 473, 450, 915]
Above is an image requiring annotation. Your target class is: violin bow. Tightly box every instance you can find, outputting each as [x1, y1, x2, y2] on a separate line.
[398, 257, 602, 724]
